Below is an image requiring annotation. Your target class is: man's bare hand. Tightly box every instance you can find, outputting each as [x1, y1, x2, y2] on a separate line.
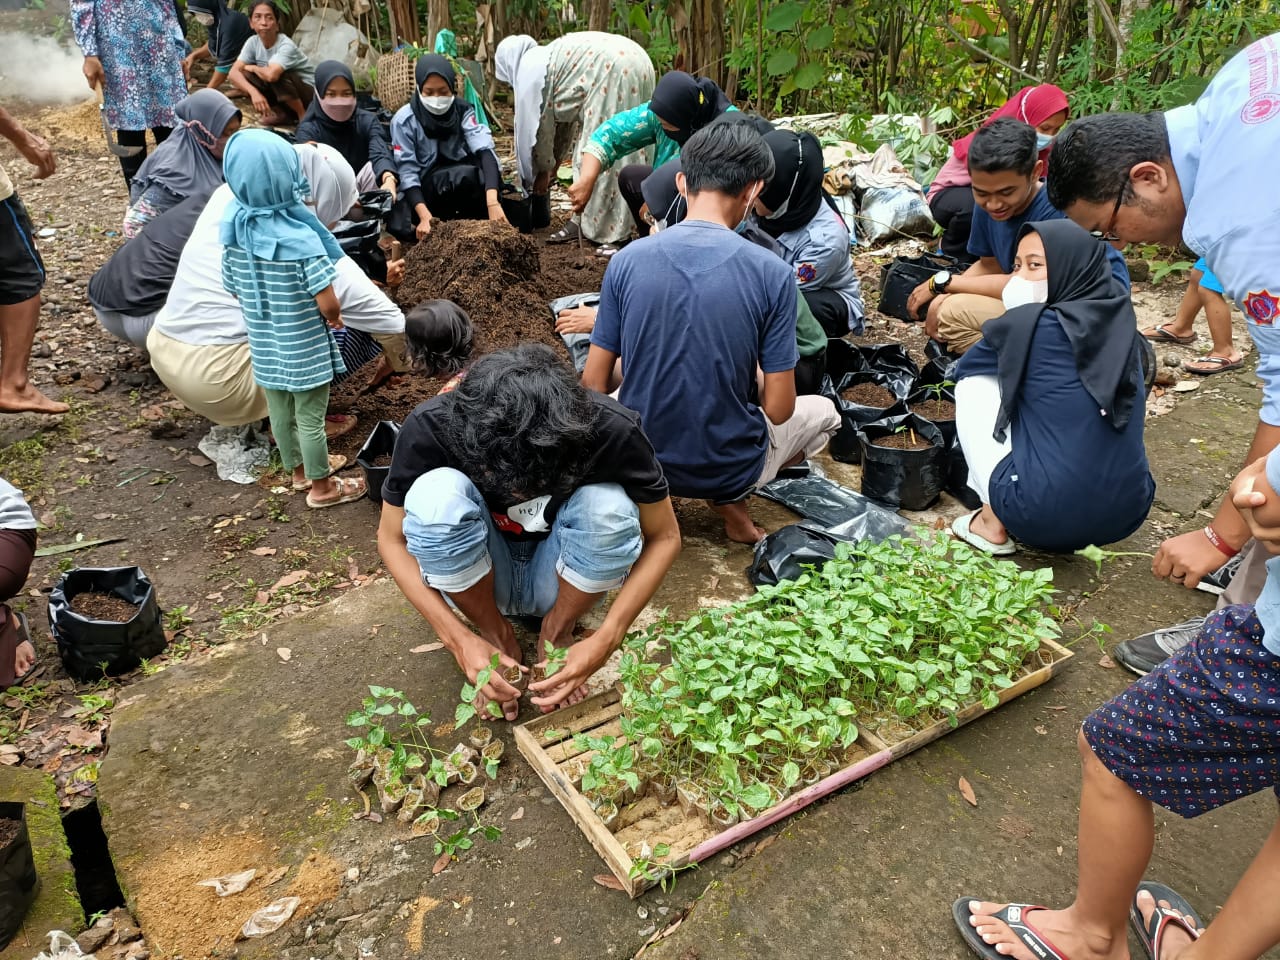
[18, 134, 55, 179]
[906, 280, 934, 322]
[456, 636, 525, 721]
[1152, 528, 1235, 588]
[554, 305, 597, 335]
[83, 56, 105, 91]
[1230, 455, 1280, 553]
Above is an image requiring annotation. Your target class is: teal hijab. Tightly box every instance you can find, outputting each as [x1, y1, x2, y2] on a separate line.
[219, 129, 344, 262]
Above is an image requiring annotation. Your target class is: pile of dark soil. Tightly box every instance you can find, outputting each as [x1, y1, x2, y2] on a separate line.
[872, 432, 934, 451]
[910, 398, 956, 420]
[841, 383, 897, 407]
[369, 453, 393, 467]
[0, 818, 19, 848]
[326, 223, 611, 456]
[71, 592, 140, 622]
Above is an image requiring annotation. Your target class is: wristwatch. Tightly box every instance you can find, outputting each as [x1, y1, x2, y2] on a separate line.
[928, 269, 952, 295]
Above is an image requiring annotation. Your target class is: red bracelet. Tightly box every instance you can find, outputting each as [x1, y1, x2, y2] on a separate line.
[1203, 525, 1240, 558]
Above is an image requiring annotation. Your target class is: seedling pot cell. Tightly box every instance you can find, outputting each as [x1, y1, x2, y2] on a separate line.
[516, 637, 1073, 896]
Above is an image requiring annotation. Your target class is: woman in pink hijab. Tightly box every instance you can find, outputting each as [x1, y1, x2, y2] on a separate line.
[928, 84, 1069, 261]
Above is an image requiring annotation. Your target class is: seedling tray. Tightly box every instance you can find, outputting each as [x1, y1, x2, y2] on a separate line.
[514, 637, 1072, 896]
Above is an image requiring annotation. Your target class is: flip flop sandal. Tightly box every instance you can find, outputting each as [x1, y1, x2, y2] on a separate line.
[12, 612, 37, 685]
[291, 454, 349, 491]
[306, 475, 367, 509]
[1182, 355, 1243, 375]
[951, 510, 1016, 556]
[594, 243, 622, 258]
[1129, 882, 1203, 960]
[1142, 323, 1197, 346]
[546, 221, 581, 244]
[952, 899, 1072, 960]
[324, 414, 359, 440]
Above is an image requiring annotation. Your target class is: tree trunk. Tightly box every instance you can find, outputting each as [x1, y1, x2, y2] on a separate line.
[587, 0, 610, 32]
[427, 0, 451, 50]
[667, 0, 727, 87]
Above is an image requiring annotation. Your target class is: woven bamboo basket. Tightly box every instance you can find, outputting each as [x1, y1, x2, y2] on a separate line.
[376, 50, 416, 113]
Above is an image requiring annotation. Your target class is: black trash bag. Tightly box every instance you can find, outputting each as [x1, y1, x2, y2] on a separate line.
[913, 355, 959, 390]
[0, 801, 38, 950]
[852, 343, 919, 391]
[823, 372, 909, 464]
[356, 420, 401, 506]
[878, 251, 962, 322]
[500, 183, 533, 233]
[748, 522, 851, 587]
[905, 383, 957, 448]
[48, 567, 167, 681]
[857, 413, 947, 510]
[355, 189, 395, 220]
[756, 473, 912, 535]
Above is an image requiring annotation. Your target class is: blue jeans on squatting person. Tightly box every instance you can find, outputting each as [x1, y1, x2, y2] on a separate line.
[400, 468, 643, 617]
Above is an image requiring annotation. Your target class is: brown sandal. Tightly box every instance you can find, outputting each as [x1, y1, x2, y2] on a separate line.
[306, 475, 367, 509]
[292, 454, 348, 490]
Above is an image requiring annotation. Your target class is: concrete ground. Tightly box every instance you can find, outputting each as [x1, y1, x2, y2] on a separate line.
[97, 364, 1276, 960]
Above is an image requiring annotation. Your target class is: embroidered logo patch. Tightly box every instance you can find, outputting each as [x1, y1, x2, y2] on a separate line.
[1245, 289, 1280, 325]
[796, 262, 817, 283]
[1242, 92, 1280, 125]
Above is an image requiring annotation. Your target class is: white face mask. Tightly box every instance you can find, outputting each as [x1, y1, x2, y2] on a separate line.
[1036, 131, 1056, 151]
[1002, 275, 1050, 310]
[419, 94, 455, 116]
[193, 11, 215, 25]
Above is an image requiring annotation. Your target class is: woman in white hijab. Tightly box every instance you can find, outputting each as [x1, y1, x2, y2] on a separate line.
[146, 143, 410, 428]
[494, 32, 653, 249]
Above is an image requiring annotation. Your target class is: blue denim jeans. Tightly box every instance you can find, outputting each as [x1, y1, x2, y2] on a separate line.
[401, 468, 643, 617]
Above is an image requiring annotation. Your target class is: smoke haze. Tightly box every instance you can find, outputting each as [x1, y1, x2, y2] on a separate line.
[0, 32, 93, 104]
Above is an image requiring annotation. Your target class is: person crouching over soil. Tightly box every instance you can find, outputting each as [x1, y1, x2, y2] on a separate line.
[955, 444, 1280, 960]
[951, 219, 1154, 555]
[377, 344, 681, 719]
[403, 298, 474, 393]
[220, 129, 366, 507]
[387, 55, 508, 243]
[228, 1, 316, 127]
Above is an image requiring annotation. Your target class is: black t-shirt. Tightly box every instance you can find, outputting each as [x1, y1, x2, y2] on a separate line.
[384, 391, 669, 540]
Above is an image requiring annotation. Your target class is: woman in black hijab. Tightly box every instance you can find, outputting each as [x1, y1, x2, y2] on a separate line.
[295, 61, 397, 198]
[387, 54, 507, 242]
[754, 129, 866, 336]
[951, 219, 1154, 554]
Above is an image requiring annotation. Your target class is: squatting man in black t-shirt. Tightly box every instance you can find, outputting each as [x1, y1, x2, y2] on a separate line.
[376, 344, 682, 718]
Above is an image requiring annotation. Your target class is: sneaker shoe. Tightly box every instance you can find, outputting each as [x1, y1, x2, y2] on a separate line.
[1194, 554, 1242, 597]
[1111, 616, 1206, 677]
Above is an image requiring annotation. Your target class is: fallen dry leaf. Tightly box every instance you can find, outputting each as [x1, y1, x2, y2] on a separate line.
[410, 642, 444, 654]
[271, 569, 311, 592]
[346, 556, 360, 580]
[92, 512, 112, 521]
[276, 648, 292, 662]
[255, 590, 269, 605]
[958, 776, 978, 807]
[753, 834, 779, 854]
[1034, 724, 1049, 736]
[432, 852, 452, 876]
[1098, 654, 1117, 669]
[509, 806, 524, 821]
[65, 726, 103, 750]
[593, 874, 626, 891]
[263, 866, 289, 886]
[188, 454, 213, 467]
[251, 547, 278, 557]
[139, 404, 167, 421]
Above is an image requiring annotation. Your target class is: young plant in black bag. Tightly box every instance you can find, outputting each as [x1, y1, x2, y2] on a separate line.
[858, 413, 947, 510]
[822, 340, 919, 464]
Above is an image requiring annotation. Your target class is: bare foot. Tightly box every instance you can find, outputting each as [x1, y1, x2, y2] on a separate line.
[0, 384, 69, 415]
[538, 683, 589, 714]
[13, 639, 34, 679]
[967, 901, 1126, 960]
[713, 501, 766, 544]
[367, 354, 395, 389]
[1135, 890, 1201, 960]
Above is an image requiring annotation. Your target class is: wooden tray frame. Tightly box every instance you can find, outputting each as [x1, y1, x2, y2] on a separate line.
[515, 637, 1073, 896]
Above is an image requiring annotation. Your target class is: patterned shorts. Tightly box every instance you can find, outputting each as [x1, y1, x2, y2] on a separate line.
[1083, 604, 1280, 818]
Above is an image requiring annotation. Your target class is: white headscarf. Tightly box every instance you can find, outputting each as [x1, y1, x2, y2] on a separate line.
[494, 34, 550, 190]
[293, 142, 358, 228]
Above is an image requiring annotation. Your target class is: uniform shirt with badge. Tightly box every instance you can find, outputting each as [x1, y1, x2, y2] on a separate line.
[382, 392, 670, 541]
[1166, 33, 1280, 422]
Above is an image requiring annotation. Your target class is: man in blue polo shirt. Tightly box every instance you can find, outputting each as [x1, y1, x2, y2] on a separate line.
[1047, 33, 1280, 676]
[583, 120, 839, 544]
[907, 118, 1129, 355]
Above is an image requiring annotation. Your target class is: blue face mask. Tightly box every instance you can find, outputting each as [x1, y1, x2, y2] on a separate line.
[1036, 131, 1056, 151]
[735, 185, 761, 234]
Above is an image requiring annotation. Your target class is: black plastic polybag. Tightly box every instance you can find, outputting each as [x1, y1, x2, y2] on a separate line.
[0, 801, 37, 949]
[905, 383, 957, 448]
[355, 189, 394, 219]
[858, 413, 947, 510]
[914, 355, 959, 390]
[947, 444, 982, 510]
[500, 183, 533, 233]
[356, 420, 401, 505]
[757, 473, 911, 536]
[48, 567, 167, 681]
[748, 522, 851, 587]
[878, 251, 961, 322]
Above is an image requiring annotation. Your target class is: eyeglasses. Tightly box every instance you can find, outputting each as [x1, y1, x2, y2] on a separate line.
[1089, 181, 1128, 243]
